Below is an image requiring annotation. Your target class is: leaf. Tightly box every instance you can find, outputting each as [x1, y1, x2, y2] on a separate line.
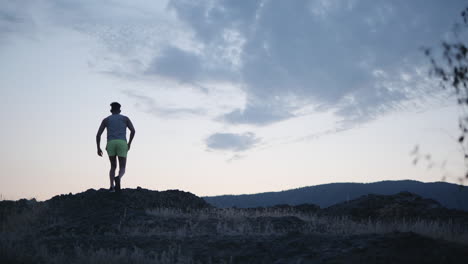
[459, 136, 464, 143]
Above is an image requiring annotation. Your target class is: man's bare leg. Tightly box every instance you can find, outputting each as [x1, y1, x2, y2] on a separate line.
[114, 156, 126, 191]
[117, 156, 127, 179]
[109, 156, 117, 189]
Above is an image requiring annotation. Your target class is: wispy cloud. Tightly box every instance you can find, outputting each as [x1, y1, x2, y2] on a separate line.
[123, 90, 205, 118]
[218, 101, 295, 126]
[0, 1, 37, 42]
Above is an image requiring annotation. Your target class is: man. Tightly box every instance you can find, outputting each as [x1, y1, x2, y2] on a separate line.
[96, 102, 136, 192]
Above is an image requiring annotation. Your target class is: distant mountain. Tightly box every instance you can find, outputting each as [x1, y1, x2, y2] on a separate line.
[203, 180, 468, 210]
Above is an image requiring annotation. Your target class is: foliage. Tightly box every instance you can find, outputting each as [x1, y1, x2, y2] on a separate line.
[425, 7, 468, 181]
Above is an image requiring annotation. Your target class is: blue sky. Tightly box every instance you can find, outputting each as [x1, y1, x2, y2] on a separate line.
[0, 0, 466, 200]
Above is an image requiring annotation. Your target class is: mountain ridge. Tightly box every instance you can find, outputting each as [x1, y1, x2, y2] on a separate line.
[203, 180, 468, 210]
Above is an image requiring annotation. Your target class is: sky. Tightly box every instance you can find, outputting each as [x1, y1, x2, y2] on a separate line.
[1, 0, 467, 201]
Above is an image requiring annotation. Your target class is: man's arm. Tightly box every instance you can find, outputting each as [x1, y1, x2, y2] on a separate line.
[127, 117, 136, 151]
[96, 119, 106, 156]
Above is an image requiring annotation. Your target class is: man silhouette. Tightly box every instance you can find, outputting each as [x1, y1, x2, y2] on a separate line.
[96, 102, 136, 192]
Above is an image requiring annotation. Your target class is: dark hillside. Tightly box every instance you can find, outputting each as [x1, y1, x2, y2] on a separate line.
[1, 188, 468, 263]
[321, 191, 468, 222]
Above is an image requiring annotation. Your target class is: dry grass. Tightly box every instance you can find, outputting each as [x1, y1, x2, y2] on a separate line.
[1, 205, 468, 263]
[310, 215, 468, 244]
[144, 207, 468, 244]
[0, 241, 191, 264]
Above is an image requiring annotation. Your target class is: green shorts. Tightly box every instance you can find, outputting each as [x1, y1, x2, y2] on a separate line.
[106, 139, 128, 157]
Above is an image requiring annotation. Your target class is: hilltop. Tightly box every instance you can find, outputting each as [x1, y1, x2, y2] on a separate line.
[1, 188, 468, 263]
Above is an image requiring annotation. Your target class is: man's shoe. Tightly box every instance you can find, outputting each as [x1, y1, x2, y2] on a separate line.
[115, 176, 121, 191]
[109, 187, 115, 193]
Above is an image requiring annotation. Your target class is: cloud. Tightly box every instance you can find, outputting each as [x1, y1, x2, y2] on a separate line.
[299, 126, 353, 142]
[167, 0, 465, 125]
[226, 154, 245, 162]
[219, 101, 294, 125]
[146, 46, 202, 82]
[0, 1, 37, 42]
[3, 0, 463, 127]
[144, 44, 239, 85]
[123, 90, 205, 117]
[205, 132, 260, 152]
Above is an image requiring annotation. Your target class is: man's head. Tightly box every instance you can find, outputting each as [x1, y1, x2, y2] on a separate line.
[110, 102, 121, 114]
